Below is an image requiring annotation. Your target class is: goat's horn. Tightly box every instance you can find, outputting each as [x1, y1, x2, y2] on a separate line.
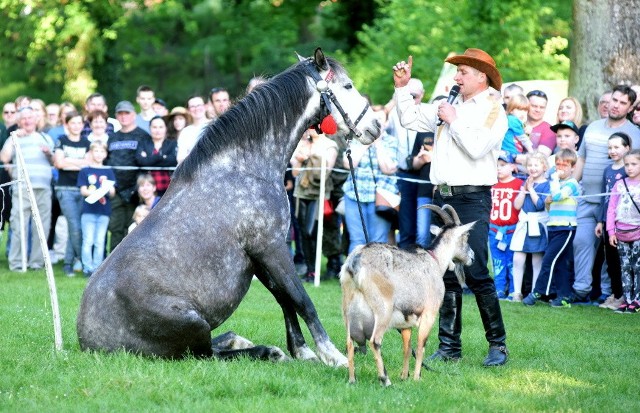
[442, 204, 461, 225]
[419, 204, 453, 225]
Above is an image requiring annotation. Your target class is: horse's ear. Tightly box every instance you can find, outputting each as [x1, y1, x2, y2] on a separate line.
[314, 47, 328, 70]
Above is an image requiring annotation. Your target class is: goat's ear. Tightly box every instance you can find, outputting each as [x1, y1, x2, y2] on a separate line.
[461, 221, 476, 233]
[430, 224, 442, 236]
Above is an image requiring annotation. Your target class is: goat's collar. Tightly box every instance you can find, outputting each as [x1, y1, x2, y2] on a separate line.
[427, 249, 438, 264]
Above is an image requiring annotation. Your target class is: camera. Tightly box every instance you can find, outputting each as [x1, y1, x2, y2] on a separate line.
[405, 155, 414, 171]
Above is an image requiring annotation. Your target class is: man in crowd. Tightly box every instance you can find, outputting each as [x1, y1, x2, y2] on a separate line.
[177, 95, 210, 163]
[209, 87, 231, 120]
[107, 100, 150, 251]
[135, 85, 156, 134]
[573, 85, 640, 303]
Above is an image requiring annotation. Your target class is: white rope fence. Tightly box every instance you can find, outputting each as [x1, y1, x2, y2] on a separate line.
[6, 133, 63, 352]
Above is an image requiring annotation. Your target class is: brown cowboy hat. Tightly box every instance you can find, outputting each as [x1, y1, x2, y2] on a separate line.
[445, 48, 502, 91]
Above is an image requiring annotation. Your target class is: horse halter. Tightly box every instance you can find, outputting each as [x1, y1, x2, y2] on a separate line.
[303, 59, 369, 138]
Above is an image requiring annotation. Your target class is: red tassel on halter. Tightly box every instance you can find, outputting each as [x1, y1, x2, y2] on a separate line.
[320, 114, 338, 135]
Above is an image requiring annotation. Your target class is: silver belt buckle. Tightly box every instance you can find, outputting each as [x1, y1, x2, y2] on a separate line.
[440, 184, 452, 197]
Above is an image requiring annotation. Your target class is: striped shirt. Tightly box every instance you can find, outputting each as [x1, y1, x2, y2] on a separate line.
[6, 132, 53, 189]
[548, 177, 581, 228]
[577, 119, 640, 203]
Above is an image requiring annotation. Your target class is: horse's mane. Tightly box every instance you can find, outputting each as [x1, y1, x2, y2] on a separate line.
[174, 57, 347, 182]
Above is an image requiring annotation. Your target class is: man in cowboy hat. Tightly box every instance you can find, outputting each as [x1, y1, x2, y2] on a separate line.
[392, 48, 509, 367]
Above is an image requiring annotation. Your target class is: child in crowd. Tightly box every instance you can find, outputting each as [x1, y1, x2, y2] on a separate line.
[77, 141, 116, 277]
[510, 151, 550, 302]
[597, 132, 631, 310]
[490, 154, 523, 299]
[548, 120, 580, 173]
[137, 173, 161, 210]
[128, 205, 150, 234]
[502, 94, 534, 179]
[523, 149, 581, 308]
[606, 149, 640, 314]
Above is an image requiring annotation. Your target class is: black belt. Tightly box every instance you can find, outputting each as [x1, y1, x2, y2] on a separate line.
[437, 184, 491, 197]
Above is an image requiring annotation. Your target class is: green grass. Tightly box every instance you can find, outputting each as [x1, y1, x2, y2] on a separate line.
[1, 256, 639, 412]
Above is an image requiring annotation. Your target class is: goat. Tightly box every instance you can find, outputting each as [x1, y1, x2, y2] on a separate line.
[340, 204, 475, 386]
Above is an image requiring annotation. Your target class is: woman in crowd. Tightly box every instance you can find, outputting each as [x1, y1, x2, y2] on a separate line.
[290, 127, 339, 282]
[165, 106, 192, 141]
[30, 99, 48, 132]
[556, 96, 587, 148]
[53, 111, 91, 276]
[135, 116, 177, 196]
[85, 110, 112, 145]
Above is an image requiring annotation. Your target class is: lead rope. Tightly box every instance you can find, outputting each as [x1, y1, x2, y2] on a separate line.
[345, 140, 369, 243]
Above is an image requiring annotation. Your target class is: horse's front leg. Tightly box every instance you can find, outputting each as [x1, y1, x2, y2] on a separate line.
[256, 272, 319, 362]
[254, 243, 347, 368]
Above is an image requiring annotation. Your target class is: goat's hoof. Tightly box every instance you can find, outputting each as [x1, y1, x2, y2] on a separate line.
[379, 377, 392, 387]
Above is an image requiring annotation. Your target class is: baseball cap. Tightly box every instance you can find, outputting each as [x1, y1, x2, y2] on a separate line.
[498, 152, 513, 163]
[551, 120, 579, 135]
[115, 101, 136, 113]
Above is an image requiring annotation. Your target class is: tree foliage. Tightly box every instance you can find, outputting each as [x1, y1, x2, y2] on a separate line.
[347, 0, 570, 103]
[0, 0, 572, 108]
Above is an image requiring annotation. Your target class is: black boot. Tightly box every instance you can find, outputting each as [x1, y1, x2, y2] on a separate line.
[324, 255, 342, 279]
[427, 291, 462, 363]
[476, 292, 508, 367]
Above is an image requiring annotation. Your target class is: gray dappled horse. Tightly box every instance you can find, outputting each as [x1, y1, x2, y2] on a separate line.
[76, 48, 380, 366]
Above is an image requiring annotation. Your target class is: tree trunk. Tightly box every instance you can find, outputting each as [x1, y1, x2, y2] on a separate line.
[570, 0, 640, 122]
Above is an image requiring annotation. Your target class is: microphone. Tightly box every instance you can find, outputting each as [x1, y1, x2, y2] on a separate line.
[437, 85, 460, 126]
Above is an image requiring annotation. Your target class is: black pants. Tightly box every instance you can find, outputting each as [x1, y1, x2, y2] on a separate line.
[296, 198, 318, 273]
[433, 189, 495, 296]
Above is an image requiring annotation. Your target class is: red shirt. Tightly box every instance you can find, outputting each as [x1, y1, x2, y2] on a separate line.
[490, 178, 523, 229]
[529, 121, 556, 153]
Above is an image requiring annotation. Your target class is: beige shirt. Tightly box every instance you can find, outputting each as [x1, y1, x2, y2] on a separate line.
[395, 86, 507, 186]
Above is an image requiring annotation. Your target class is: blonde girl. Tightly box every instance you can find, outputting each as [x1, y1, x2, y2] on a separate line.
[607, 149, 640, 313]
[509, 151, 551, 301]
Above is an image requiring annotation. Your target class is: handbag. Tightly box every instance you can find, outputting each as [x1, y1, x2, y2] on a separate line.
[323, 198, 334, 218]
[616, 179, 640, 242]
[368, 149, 400, 222]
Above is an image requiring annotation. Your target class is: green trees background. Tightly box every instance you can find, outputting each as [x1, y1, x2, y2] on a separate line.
[0, 0, 571, 109]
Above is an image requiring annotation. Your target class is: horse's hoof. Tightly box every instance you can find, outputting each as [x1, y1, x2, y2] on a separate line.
[266, 346, 291, 362]
[317, 344, 348, 368]
[293, 345, 320, 362]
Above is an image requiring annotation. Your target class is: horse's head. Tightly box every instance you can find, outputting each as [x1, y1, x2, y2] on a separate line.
[299, 48, 380, 145]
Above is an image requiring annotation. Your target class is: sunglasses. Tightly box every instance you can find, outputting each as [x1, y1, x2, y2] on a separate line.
[526, 90, 548, 100]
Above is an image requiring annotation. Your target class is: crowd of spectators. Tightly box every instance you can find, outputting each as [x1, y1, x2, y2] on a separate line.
[0, 85, 228, 275]
[2, 74, 640, 315]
